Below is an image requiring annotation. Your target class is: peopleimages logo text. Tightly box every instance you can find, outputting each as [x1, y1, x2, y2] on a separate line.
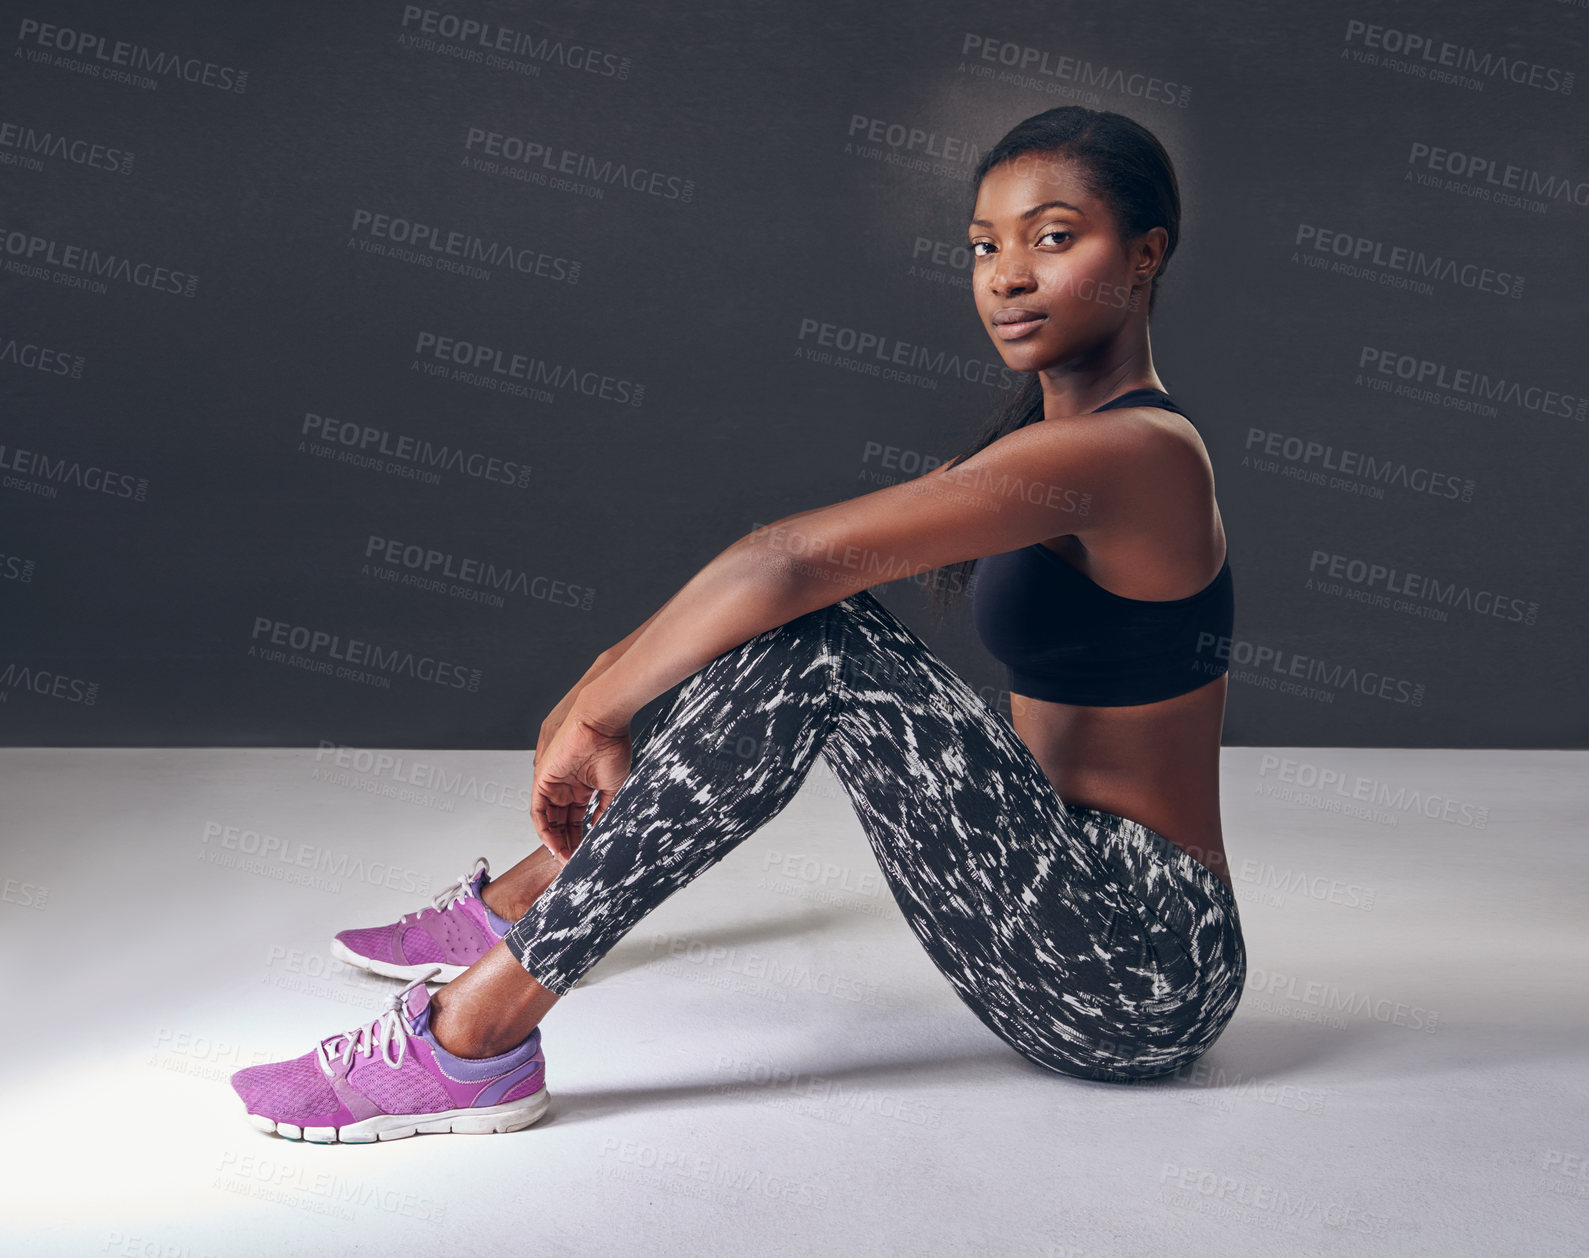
[249, 618, 481, 691]
[14, 18, 250, 92]
[0, 442, 147, 499]
[300, 412, 531, 486]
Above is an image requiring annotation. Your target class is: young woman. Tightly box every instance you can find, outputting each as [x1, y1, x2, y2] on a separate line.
[232, 106, 1247, 1143]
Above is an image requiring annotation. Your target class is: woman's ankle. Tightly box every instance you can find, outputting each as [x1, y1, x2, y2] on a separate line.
[479, 851, 560, 920]
[427, 950, 558, 1058]
[479, 876, 534, 922]
[429, 986, 535, 1059]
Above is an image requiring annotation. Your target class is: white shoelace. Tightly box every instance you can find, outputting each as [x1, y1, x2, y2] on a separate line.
[398, 856, 491, 925]
[316, 971, 440, 1075]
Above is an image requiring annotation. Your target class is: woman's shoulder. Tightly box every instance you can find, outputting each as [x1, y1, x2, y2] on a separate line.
[1033, 401, 1211, 490]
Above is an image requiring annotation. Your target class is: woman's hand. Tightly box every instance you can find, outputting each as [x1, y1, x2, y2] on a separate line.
[530, 707, 633, 861]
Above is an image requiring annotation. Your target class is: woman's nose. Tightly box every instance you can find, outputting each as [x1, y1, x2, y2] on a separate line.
[990, 251, 1034, 295]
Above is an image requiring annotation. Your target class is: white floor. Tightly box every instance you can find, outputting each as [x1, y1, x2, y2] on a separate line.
[0, 745, 1584, 1257]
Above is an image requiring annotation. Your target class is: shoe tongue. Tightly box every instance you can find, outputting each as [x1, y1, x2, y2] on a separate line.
[453, 892, 485, 930]
[404, 980, 434, 1022]
[455, 878, 500, 933]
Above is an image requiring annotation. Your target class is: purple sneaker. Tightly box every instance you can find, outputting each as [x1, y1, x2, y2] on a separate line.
[230, 969, 550, 1142]
[331, 856, 516, 982]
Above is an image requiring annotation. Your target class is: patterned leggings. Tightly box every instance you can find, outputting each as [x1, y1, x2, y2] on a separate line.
[504, 587, 1246, 1084]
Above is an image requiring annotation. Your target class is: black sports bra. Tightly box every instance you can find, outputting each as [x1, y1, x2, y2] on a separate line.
[968, 388, 1233, 707]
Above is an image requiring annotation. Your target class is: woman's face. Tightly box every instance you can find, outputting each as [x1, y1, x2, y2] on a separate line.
[967, 153, 1154, 373]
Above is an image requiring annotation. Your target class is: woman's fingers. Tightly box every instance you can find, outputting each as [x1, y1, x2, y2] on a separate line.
[531, 778, 577, 859]
[535, 775, 605, 858]
[535, 791, 586, 860]
[531, 713, 632, 860]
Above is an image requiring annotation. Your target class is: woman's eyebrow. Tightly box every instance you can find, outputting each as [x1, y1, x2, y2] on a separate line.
[969, 199, 1085, 228]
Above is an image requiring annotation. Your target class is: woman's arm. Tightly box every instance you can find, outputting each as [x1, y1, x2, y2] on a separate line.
[581, 453, 977, 679]
[571, 410, 1150, 733]
[593, 601, 670, 669]
[574, 538, 808, 731]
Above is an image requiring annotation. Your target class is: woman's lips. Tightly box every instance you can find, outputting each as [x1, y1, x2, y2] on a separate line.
[993, 314, 1047, 341]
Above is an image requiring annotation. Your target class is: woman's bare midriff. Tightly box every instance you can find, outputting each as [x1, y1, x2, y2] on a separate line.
[1009, 526, 1234, 898]
[1011, 675, 1233, 896]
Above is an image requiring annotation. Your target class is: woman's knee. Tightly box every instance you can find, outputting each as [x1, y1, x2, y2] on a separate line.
[669, 597, 837, 707]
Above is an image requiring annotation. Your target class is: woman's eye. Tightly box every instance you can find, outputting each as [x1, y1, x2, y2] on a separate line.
[968, 231, 1069, 256]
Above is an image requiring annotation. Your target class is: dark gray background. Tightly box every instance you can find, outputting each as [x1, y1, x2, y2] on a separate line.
[2, 0, 1584, 748]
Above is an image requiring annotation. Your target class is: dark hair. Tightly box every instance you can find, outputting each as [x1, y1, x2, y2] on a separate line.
[922, 106, 1181, 622]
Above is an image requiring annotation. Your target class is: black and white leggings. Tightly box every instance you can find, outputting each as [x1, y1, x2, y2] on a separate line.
[504, 587, 1246, 1084]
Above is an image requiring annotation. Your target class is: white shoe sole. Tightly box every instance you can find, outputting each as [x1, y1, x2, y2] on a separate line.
[246, 1088, 551, 1142]
[329, 937, 471, 984]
